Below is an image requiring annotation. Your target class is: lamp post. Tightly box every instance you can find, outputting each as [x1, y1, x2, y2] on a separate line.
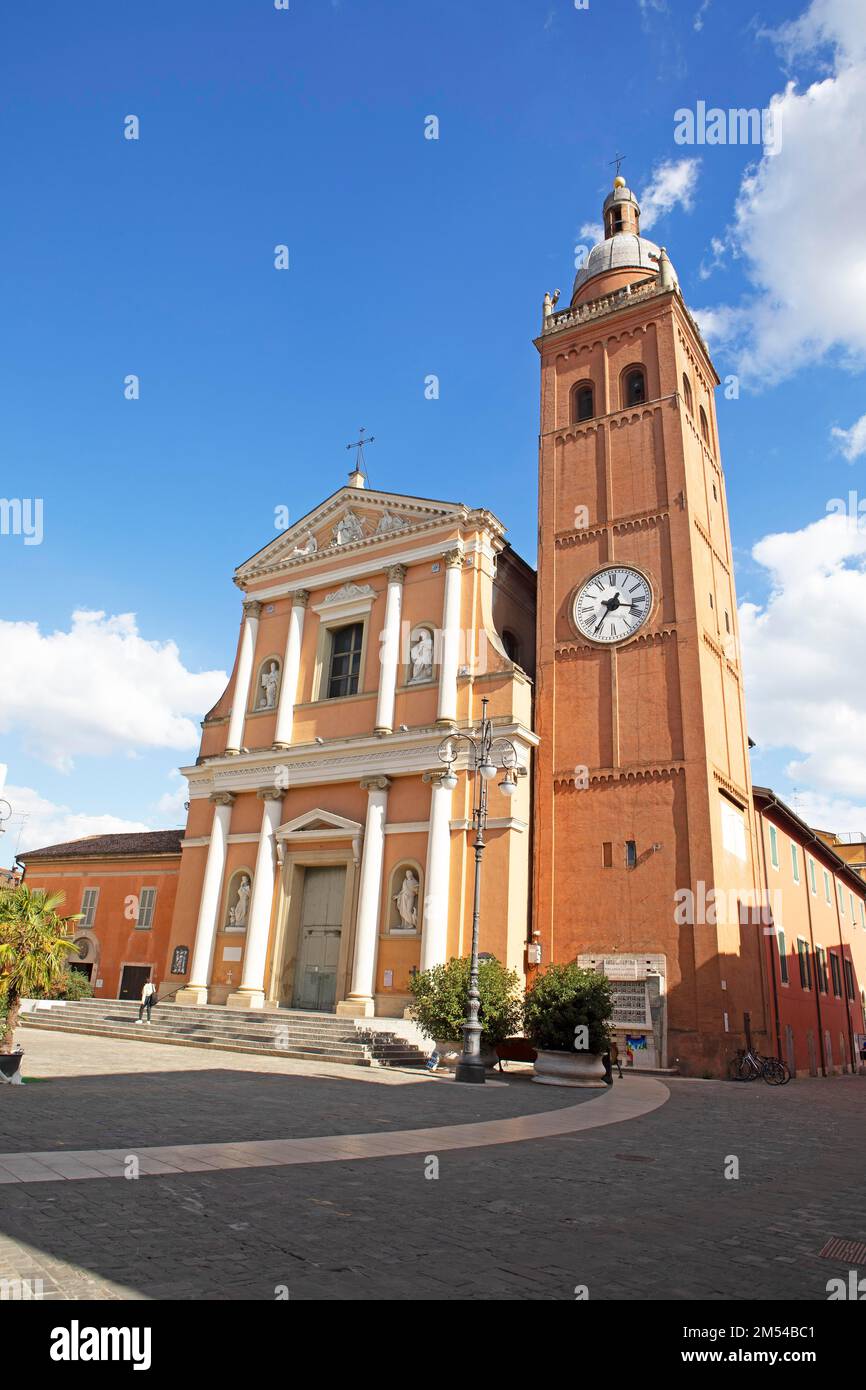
[437, 697, 519, 1084]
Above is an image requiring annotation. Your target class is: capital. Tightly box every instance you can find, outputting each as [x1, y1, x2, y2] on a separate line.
[292, 589, 310, 609]
[423, 770, 456, 789]
[258, 787, 284, 803]
[387, 563, 408, 584]
[361, 775, 391, 793]
[210, 792, 236, 807]
[443, 548, 464, 569]
[243, 599, 262, 619]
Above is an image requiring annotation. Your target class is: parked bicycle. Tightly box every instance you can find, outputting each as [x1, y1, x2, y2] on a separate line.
[728, 1047, 791, 1085]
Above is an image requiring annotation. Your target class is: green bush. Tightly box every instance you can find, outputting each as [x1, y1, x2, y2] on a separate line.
[408, 956, 523, 1045]
[523, 962, 613, 1054]
[59, 970, 94, 1001]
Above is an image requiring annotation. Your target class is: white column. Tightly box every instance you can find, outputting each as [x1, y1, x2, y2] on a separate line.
[375, 565, 407, 735]
[226, 790, 283, 1010]
[273, 589, 309, 748]
[436, 549, 463, 726]
[225, 599, 261, 755]
[420, 772, 454, 971]
[337, 776, 390, 1017]
[176, 794, 234, 1006]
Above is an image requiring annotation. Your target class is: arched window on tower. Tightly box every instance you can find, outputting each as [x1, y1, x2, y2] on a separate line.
[682, 373, 693, 414]
[623, 366, 647, 408]
[699, 406, 711, 448]
[571, 381, 595, 423]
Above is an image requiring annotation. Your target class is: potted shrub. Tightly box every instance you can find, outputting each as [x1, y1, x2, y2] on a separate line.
[408, 955, 523, 1070]
[523, 962, 613, 1087]
[0, 886, 79, 1082]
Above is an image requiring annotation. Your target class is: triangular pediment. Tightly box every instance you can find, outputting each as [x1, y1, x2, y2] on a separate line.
[276, 808, 364, 838]
[235, 485, 470, 583]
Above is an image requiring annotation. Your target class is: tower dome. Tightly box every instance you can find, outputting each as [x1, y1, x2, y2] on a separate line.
[571, 178, 677, 307]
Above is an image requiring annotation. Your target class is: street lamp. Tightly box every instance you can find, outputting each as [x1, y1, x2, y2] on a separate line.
[437, 697, 519, 1084]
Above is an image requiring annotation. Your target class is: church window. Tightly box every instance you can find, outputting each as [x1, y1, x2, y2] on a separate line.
[699, 406, 711, 447]
[712, 482, 717, 500]
[838, 881, 845, 914]
[844, 957, 855, 1000]
[625, 839, 637, 869]
[682, 374, 693, 413]
[624, 366, 646, 407]
[709, 593, 714, 609]
[791, 843, 800, 883]
[824, 868, 831, 902]
[809, 857, 817, 894]
[769, 824, 779, 869]
[571, 381, 595, 423]
[602, 842, 613, 868]
[815, 946, 827, 993]
[327, 622, 363, 698]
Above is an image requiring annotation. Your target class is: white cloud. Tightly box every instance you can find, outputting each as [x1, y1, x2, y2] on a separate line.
[695, 0, 866, 385]
[637, 158, 700, 231]
[579, 221, 604, 245]
[0, 773, 152, 866]
[693, 0, 711, 32]
[739, 512, 866, 801]
[154, 770, 190, 820]
[831, 411, 866, 460]
[780, 788, 866, 837]
[0, 611, 227, 772]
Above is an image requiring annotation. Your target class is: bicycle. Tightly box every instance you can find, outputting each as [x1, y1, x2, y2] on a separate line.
[728, 1047, 791, 1085]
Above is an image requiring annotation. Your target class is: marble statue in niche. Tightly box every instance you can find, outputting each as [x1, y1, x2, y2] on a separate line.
[408, 628, 434, 683]
[259, 661, 280, 709]
[229, 876, 251, 929]
[393, 869, 419, 930]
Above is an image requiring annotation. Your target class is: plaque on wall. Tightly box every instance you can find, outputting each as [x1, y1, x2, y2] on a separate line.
[171, 945, 190, 976]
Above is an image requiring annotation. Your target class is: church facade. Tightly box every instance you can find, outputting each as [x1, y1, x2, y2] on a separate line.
[163, 475, 536, 1018]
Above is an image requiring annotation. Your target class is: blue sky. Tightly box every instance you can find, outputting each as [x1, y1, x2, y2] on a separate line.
[2, 0, 865, 862]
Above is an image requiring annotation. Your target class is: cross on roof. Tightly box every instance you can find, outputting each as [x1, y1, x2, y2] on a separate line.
[346, 427, 375, 478]
[608, 152, 627, 177]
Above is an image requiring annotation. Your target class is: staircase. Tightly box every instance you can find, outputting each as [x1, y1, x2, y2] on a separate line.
[20, 999, 430, 1068]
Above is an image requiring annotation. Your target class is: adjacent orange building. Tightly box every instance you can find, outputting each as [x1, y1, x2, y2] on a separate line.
[18, 831, 183, 1000]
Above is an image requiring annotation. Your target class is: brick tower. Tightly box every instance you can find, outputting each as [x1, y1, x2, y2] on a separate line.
[532, 175, 768, 1076]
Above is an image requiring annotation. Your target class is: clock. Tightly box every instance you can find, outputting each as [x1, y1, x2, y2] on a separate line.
[573, 566, 653, 644]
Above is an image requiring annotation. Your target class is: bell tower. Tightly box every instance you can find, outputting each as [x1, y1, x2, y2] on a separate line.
[532, 175, 768, 1076]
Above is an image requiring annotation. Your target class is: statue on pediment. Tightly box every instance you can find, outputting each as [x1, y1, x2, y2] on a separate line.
[290, 531, 318, 558]
[375, 511, 409, 536]
[332, 511, 365, 546]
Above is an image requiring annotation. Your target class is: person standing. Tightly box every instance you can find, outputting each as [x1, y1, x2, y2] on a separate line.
[137, 980, 157, 1023]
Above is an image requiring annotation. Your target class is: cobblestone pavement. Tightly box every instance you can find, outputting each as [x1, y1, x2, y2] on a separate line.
[1, 1032, 864, 1301]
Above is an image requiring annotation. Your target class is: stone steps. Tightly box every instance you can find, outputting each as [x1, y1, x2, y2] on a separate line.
[21, 1000, 429, 1068]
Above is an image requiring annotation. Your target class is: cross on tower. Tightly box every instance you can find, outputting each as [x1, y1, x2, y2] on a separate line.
[608, 152, 627, 178]
[346, 427, 375, 478]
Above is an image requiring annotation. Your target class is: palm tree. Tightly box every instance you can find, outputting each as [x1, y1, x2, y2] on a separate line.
[0, 885, 80, 1053]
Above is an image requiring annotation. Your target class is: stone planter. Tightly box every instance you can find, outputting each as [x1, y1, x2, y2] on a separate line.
[532, 1049, 607, 1088]
[433, 1039, 498, 1072]
[0, 1052, 24, 1086]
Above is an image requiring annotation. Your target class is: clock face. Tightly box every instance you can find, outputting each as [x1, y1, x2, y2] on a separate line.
[573, 566, 653, 644]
